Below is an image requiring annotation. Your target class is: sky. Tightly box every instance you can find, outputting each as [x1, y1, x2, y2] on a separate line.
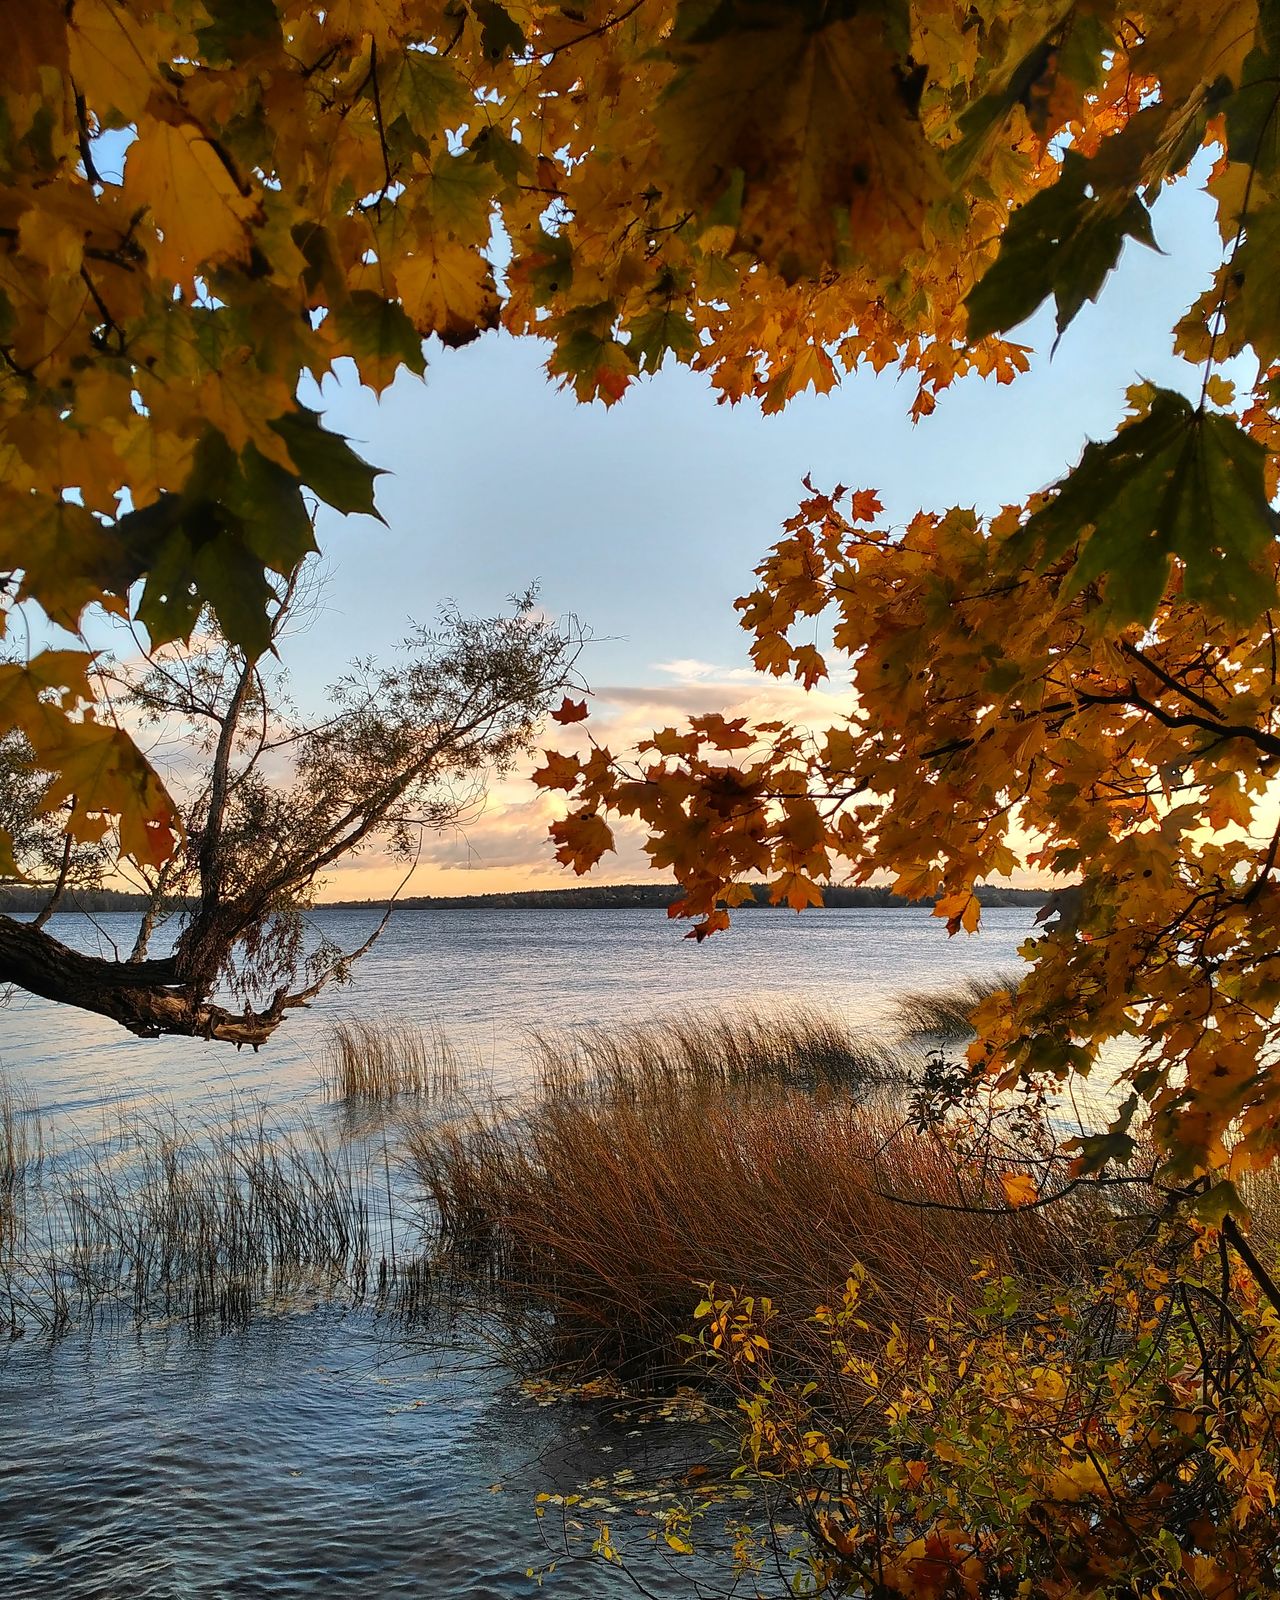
[61, 158, 1229, 900]
[250, 159, 1228, 900]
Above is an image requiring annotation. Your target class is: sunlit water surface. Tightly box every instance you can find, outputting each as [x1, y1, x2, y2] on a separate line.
[1, 906, 1035, 1598]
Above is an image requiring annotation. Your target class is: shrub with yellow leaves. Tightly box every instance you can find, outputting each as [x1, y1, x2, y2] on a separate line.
[692, 1232, 1280, 1599]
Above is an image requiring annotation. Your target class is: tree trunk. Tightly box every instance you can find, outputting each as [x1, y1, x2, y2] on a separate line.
[0, 916, 286, 1046]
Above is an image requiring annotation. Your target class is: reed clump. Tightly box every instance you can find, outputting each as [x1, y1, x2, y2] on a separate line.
[534, 1007, 906, 1102]
[0, 1073, 43, 1256]
[1, 1101, 435, 1337]
[893, 971, 1022, 1041]
[321, 1016, 464, 1101]
[408, 1009, 1107, 1382]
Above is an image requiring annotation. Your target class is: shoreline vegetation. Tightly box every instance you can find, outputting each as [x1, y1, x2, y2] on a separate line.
[8, 997, 1276, 1596]
[0, 989, 1032, 1343]
[0, 882, 1050, 915]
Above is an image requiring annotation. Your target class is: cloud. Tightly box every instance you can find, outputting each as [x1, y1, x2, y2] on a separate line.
[317, 665, 859, 899]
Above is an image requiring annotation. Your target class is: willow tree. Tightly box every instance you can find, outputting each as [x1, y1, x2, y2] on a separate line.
[0, 582, 575, 1041]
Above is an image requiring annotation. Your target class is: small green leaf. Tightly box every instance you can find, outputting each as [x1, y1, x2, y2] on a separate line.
[196, 0, 282, 64]
[384, 45, 470, 128]
[628, 305, 699, 373]
[329, 291, 427, 389]
[1189, 1179, 1248, 1228]
[1067, 1130, 1138, 1179]
[1226, 47, 1280, 177]
[471, 0, 526, 62]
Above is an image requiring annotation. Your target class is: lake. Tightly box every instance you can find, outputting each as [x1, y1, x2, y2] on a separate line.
[0, 905, 1035, 1598]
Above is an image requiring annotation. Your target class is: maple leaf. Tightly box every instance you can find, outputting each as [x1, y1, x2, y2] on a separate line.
[326, 292, 428, 395]
[770, 871, 826, 912]
[966, 145, 1160, 344]
[0, 655, 180, 869]
[848, 490, 882, 522]
[532, 750, 582, 790]
[68, 0, 166, 125]
[550, 810, 614, 873]
[124, 117, 262, 289]
[685, 908, 731, 941]
[1000, 1171, 1039, 1209]
[935, 890, 982, 935]
[550, 697, 589, 724]
[395, 240, 501, 346]
[792, 644, 828, 689]
[658, 4, 946, 281]
[1014, 388, 1280, 625]
[42, 719, 181, 868]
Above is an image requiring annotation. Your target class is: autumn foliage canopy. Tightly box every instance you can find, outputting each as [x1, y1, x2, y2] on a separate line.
[2, 0, 1279, 1191]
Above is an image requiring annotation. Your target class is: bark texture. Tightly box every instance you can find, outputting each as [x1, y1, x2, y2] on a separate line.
[0, 916, 289, 1046]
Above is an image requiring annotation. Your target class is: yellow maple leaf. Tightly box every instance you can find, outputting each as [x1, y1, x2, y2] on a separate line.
[125, 117, 261, 288]
[1000, 1171, 1039, 1209]
[68, 0, 164, 124]
[935, 889, 981, 934]
[395, 238, 499, 345]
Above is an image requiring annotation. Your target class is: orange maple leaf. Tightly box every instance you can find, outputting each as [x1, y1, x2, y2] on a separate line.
[550, 810, 614, 873]
[848, 489, 883, 522]
[1000, 1171, 1039, 1208]
[531, 750, 582, 790]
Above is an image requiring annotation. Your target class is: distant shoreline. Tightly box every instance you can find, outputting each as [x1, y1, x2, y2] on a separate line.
[0, 883, 1050, 914]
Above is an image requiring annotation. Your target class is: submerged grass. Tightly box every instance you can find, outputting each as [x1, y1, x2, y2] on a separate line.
[893, 971, 1022, 1041]
[0, 1095, 436, 1338]
[408, 1006, 1108, 1381]
[321, 1016, 465, 1101]
[0, 1073, 43, 1257]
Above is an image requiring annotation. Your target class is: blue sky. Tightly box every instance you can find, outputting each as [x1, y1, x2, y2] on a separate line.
[294, 158, 1225, 705]
[58, 158, 1229, 895]
[257, 160, 1233, 895]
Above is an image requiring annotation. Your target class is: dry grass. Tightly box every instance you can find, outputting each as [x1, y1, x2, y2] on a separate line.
[534, 1007, 906, 1102]
[320, 1016, 464, 1101]
[408, 1012, 1108, 1381]
[893, 972, 1022, 1042]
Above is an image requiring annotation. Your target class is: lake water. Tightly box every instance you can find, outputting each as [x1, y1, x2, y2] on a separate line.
[0, 906, 1036, 1599]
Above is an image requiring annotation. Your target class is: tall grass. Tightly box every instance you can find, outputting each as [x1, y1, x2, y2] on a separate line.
[0, 1073, 43, 1258]
[893, 971, 1021, 1041]
[320, 1016, 464, 1101]
[534, 1007, 906, 1102]
[407, 1009, 1107, 1381]
[1, 1072, 43, 1185]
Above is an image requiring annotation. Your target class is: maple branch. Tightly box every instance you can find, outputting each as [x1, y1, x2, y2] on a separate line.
[364, 41, 395, 214]
[1242, 812, 1280, 907]
[79, 265, 126, 357]
[542, 0, 647, 59]
[1076, 687, 1280, 761]
[1219, 1215, 1280, 1322]
[1120, 641, 1225, 719]
[72, 86, 103, 186]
